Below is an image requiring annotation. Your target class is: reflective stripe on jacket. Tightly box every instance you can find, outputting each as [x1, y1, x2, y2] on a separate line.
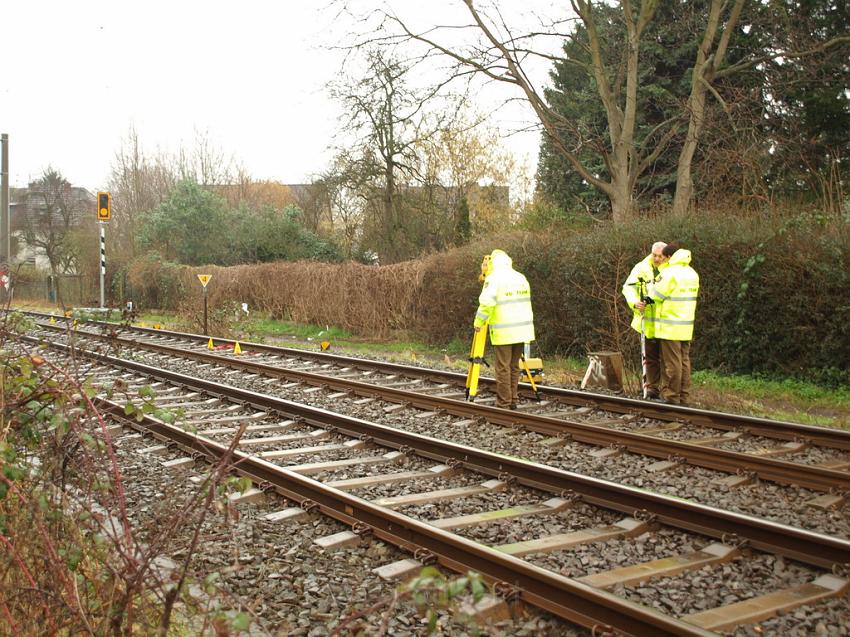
[647, 249, 699, 341]
[473, 251, 535, 345]
[622, 253, 664, 338]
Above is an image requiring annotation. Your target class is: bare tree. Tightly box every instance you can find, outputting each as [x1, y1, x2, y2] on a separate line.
[17, 168, 91, 303]
[108, 127, 178, 258]
[337, 0, 849, 220]
[329, 48, 452, 262]
[345, 1, 668, 221]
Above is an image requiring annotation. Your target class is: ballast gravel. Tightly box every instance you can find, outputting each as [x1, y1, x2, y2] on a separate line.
[32, 335, 850, 635]
[107, 431, 580, 636]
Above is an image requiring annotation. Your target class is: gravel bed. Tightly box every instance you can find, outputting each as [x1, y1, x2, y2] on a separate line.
[95, 347, 850, 538]
[23, 331, 850, 635]
[106, 428, 578, 636]
[527, 527, 704, 576]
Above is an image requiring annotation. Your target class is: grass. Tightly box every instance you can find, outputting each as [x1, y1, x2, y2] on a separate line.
[238, 318, 352, 341]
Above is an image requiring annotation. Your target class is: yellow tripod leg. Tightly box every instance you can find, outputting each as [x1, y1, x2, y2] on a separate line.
[464, 330, 477, 397]
[519, 355, 541, 400]
[465, 328, 488, 401]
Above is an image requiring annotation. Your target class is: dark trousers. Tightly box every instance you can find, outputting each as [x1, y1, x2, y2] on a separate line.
[643, 337, 661, 395]
[493, 343, 523, 408]
[660, 340, 691, 404]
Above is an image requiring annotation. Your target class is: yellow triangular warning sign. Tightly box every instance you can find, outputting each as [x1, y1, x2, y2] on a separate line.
[320, 341, 331, 351]
[208, 338, 214, 350]
[197, 274, 212, 288]
[234, 342, 242, 355]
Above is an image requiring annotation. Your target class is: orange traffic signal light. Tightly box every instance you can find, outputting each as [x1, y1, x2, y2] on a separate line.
[97, 191, 111, 221]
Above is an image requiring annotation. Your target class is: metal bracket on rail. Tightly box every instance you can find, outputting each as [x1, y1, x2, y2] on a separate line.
[721, 533, 751, 551]
[352, 521, 373, 539]
[445, 458, 464, 470]
[258, 481, 275, 493]
[632, 509, 659, 527]
[493, 581, 521, 603]
[591, 624, 617, 637]
[560, 489, 582, 504]
[413, 548, 437, 565]
[300, 499, 320, 515]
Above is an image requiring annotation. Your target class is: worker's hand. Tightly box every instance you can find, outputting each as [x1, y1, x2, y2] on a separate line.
[474, 326, 481, 333]
[635, 300, 646, 312]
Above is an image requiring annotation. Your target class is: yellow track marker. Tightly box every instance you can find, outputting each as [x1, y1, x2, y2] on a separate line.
[234, 342, 242, 355]
[207, 338, 214, 350]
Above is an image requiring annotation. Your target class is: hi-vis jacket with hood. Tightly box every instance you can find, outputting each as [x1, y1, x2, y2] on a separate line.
[647, 249, 699, 341]
[622, 253, 667, 338]
[473, 250, 535, 346]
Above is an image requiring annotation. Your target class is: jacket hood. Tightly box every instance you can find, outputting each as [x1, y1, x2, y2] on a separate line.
[668, 248, 692, 266]
[490, 249, 513, 270]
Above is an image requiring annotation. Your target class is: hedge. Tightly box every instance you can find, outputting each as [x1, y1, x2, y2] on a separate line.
[126, 211, 850, 386]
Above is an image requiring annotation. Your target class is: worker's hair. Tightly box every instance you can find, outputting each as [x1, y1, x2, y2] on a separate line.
[651, 241, 667, 252]
[662, 243, 679, 257]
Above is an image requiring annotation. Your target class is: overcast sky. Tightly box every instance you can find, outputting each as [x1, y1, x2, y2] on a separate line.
[1, 1, 563, 192]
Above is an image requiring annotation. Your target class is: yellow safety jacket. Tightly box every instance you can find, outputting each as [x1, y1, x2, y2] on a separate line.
[647, 249, 699, 341]
[473, 250, 535, 345]
[622, 254, 665, 338]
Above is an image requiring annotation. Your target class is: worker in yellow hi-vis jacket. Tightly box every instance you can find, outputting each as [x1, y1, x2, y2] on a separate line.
[473, 249, 535, 410]
[647, 243, 700, 406]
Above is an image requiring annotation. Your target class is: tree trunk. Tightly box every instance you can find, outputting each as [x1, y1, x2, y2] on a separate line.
[672, 0, 745, 217]
[609, 174, 636, 222]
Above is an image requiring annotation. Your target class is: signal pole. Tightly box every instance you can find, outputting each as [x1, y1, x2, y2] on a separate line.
[99, 224, 106, 308]
[1, 134, 9, 273]
[96, 192, 111, 309]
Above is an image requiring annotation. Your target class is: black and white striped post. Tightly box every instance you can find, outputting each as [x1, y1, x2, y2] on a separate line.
[99, 225, 106, 308]
[96, 192, 112, 309]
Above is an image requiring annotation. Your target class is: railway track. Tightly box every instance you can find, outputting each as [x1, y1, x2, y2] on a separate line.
[25, 314, 850, 501]
[9, 330, 850, 636]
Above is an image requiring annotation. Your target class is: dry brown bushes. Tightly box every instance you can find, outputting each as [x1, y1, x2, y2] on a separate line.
[128, 213, 850, 385]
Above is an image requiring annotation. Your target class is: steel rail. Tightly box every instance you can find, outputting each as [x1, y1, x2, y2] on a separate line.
[25, 334, 850, 571]
[38, 324, 850, 493]
[27, 311, 850, 451]
[95, 400, 716, 637]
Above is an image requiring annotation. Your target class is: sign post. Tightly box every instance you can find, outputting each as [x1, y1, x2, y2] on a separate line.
[197, 274, 212, 335]
[96, 192, 111, 309]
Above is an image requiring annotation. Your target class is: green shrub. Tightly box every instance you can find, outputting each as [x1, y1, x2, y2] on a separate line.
[132, 210, 850, 386]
